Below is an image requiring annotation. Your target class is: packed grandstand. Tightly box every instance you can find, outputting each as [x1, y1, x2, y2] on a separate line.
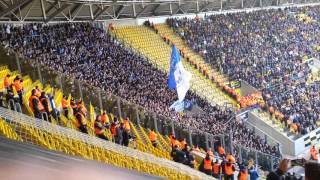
[0, 1, 319, 180]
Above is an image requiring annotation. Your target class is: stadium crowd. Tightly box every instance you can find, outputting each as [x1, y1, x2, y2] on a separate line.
[0, 23, 278, 155]
[168, 6, 320, 134]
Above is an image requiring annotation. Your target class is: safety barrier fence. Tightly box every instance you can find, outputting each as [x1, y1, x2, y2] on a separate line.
[0, 107, 212, 179]
[0, 37, 280, 172]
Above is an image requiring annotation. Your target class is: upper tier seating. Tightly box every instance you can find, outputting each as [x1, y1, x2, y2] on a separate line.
[168, 6, 320, 135]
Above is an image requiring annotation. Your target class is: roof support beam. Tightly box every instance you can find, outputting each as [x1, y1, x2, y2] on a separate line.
[40, 0, 47, 21]
[45, 3, 69, 23]
[70, 4, 82, 20]
[92, 5, 110, 21]
[136, 4, 149, 17]
[0, 0, 9, 8]
[151, 4, 160, 16]
[115, 5, 125, 18]
[45, 0, 58, 14]
[0, 0, 33, 18]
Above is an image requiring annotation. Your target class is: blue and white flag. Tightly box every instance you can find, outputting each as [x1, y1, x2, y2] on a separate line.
[168, 45, 192, 105]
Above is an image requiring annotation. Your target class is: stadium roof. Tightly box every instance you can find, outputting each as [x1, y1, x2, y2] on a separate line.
[0, 0, 294, 23]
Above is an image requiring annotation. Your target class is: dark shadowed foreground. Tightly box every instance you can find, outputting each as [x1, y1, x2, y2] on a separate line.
[0, 136, 163, 180]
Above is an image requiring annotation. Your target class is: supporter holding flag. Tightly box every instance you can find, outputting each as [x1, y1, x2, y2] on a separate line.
[168, 45, 192, 112]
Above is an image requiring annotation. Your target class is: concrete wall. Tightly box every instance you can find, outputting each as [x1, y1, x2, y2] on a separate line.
[248, 111, 320, 156]
[248, 111, 295, 156]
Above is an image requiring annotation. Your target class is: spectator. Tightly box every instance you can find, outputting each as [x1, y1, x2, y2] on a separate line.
[0, 23, 278, 155]
[248, 166, 259, 180]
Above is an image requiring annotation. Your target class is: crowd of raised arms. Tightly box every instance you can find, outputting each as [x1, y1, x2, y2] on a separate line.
[0, 23, 278, 156]
[167, 6, 320, 135]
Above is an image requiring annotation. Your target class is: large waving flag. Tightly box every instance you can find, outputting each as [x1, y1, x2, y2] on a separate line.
[168, 45, 192, 103]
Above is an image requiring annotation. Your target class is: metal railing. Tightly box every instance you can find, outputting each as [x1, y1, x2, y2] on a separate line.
[0, 107, 211, 179]
[0, 36, 281, 172]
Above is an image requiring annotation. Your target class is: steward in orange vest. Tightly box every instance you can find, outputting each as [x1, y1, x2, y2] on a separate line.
[123, 117, 130, 131]
[74, 108, 88, 134]
[180, 139, 187, 150]
[226, 153, 236, 163]
[94, 115, 108, 141]
[213, 159, 221, 178]
[202, 154, 213, 176]
[238, 168, 248, 180]
[218, 145, 225, 157]
[29, 89, 44, 119]
[224, 160, 235, 180]
[39, 92, 53, 122]
[70, 97, 77, 115]
[101, 112, 109, 128]
[149, 129, 158, 147]
[61, 95, 69, 117]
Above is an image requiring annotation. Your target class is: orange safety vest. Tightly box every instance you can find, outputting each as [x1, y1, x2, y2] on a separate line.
[213, 163, 220, 174]
[78, 104, 87, 114]
[101, 114, 109, 124]
[226, 154, 236, 163]
[150, 131, 157, 142]
[173, 139, 181, 148]
[224, 164, 234, 176]
[14, 80, 22, 92]
[123, 120, 130, 131]
[218, 146, 225, 155]
[40, 98, 52, 112]
[94, 121, 104, 135]
[180, 140, 187, 149]
[239, 171, 248, 180]
[4, 77, 10, 88]
[204, 159, 213, 170]
[29, 95, 44, 112]
[74, 112, 87, 128]
[61, 98, 69, 109]
[110, 124, 117, 136]
[70, 100, 77, 109]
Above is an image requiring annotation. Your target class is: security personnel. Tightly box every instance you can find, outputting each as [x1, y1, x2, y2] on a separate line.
[13, 76, 23, 105]
[224, 159, 236, 180]
[203, 154, 213, 175]
[226, 152, 236, 163]
[213, 159, 221, 178]
[4, 74, 10, 90]
[74, 107, 88, 134]
[77, 100, 87, 115]
[39, 92, 53, 122]
[29, 89, 44, 119]
[123, 117, 130, 131]
[61, 95, 69, 117]
[110, 121, 117, 142]
[238, 168, 249, 180]
[149, 129, 158, 147]
[70, 97, 77, 115]
[218, 145, 225, 157]
[101, 112, 109, 128]
[94, 115, 108, 140]
[180, 138, 187, 150]
[310, 146, 319, 161]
